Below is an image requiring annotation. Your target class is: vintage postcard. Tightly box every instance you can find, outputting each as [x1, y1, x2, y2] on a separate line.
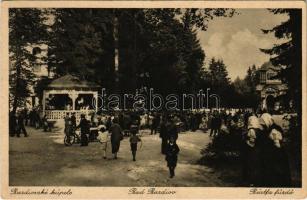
[1, 0, 306, 199]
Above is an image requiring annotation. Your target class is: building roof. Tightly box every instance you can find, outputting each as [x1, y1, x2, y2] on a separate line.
[258, 61, 280, 71]
[256, 83, 288, 92]
[46, 74, 100, 89]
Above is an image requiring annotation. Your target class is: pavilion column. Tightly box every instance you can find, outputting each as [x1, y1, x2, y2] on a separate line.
[42, 90, 46, 116]
[71, 91, 78, 112]
[93, 92, 98, 113]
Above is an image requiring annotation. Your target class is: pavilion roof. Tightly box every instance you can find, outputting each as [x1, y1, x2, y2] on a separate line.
[46, 74, 100, 90]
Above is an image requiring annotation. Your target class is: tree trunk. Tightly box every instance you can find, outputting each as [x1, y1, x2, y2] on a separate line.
[113, 10, 119, 94]
[12, 57, 21, 115]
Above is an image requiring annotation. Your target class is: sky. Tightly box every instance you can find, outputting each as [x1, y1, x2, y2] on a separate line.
[198, 9, 288, 81]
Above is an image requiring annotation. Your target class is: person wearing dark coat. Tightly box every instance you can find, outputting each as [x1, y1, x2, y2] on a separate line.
[195, 112, 202, 130]
[64, 113, 71, 136]
[168, 120, 178, 142]
[17, 112, 28, 137]
[210, 112, 222, 137]
[159, 118, 169, 154]
[70, 113, 76, 129]
[34, 111, 41, 129]
[151, 113, 160, 135]
[77, 114, 89, 146]
[29, 110, 34, 127]
[210, 114, 217, 137]
[119, 114, 124, 130]
[215, 114, 222, 135]
[190, 114, 197, 131]
[123, 113, 132, 132]
[241, 124, 261, 186]
[9, 111, 17, 137]
[23, 109, 29, 126]
[42, 115, 49, 132]
[129, 131, 142, 161]
[261, 124, 291, 187]
[109, 118, 123, 159]
[106, 116, 112, 131]
[165, 137, 180, 178]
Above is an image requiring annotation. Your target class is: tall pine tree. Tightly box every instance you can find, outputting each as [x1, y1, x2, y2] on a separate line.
[261, 9, 302, 111]
[261, 10, 302, 178]
[9, 8, 47, 114]
[47, 9, 110, 82]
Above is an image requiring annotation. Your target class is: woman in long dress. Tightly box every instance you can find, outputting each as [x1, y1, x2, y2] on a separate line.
[109, 117, 123, 159]
[259, 113, 291, 187]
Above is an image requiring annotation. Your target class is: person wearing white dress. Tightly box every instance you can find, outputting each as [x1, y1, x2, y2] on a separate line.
[97, 125, 109, 159]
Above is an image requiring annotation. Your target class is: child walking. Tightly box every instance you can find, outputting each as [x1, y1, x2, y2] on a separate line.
[165, 137, 180, 178]
[97, 125, 109, 159]
[129, 129, 142, 161]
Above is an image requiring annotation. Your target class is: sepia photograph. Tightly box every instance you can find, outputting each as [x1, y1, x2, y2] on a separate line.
[1, 0, 306, 199]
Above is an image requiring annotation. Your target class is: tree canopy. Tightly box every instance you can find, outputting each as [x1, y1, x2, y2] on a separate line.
[46, 8, 235, 97]
[261, 9, 302, 111]
[9, 8, 48, 113]
[10, 8, 255, 110]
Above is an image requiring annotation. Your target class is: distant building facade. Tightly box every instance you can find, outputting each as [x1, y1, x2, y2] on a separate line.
[27, 44, 55, 109]
[256, 62, 287, 112]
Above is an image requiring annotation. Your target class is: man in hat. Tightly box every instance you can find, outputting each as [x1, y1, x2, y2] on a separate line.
[17, 111, 28, 137]
[165, 137, 180, 178]
[77, 114, 89, 146]
[64, 113, 70, 136]
[159, 116, 169, 154]
[167, 116, 178, 142]
[70, 112, 76, 130]
[9, 111, 17, 137]
[109, 117, 123, 159]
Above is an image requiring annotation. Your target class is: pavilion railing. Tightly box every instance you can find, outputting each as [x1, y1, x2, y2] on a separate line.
[45, 110, 95, 121]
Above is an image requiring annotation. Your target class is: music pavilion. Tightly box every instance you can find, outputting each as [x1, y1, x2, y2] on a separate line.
[43, 75, 100, 121]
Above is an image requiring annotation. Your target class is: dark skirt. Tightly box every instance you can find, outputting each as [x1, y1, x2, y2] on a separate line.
[261, 146, 291, 187]
[130, 143, 137, 152]
[161, 138, 168, 154]
[241, 143, 261, 186]
[111, 140, 121, 153]
[80, 133, 88, 146]
[166, 155, 178, 167]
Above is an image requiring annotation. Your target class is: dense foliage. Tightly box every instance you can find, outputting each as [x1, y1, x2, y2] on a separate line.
[261, 9, 302, 112]
[46, 9, 236, 96]
[261, 9, 302, 181]
[9, 8, 48, 114]
[11, 8, 303, 111]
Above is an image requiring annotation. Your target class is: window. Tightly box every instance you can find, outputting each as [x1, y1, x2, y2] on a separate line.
[32, 47, 41, 55]
[267, 72, 276, 80]
[260, 72, 266, 83]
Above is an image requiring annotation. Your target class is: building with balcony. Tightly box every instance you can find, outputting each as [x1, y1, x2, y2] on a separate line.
[256, 62, 287, 112]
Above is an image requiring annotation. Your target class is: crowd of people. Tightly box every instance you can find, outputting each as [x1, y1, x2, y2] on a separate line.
[61, 108, 262, 180]
[9, 110, 28, 137]
[9, 107, 291, 184]
[242, 112, 291, 187]
[63, 111, 181, 178]
[9, 108, 51, 137]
